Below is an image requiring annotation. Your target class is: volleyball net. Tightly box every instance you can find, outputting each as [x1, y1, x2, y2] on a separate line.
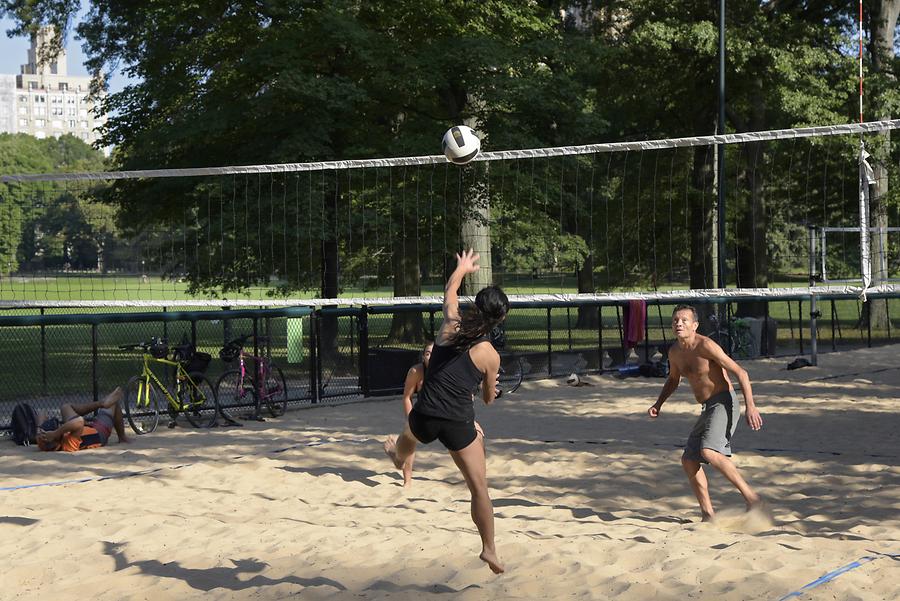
[1, 119, 899, 309]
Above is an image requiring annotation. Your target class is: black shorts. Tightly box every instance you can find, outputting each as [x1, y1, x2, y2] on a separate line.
[408, 408, 478, 452]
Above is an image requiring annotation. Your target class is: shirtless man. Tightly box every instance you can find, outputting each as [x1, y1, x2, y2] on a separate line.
[648, 304, 763, 521]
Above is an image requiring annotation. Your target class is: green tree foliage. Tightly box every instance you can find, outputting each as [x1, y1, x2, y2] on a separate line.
[0, 133, 109, 273]
[3, 1, 896, 301]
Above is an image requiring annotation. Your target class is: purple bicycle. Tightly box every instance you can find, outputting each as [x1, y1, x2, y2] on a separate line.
[215, 334, 288, 419]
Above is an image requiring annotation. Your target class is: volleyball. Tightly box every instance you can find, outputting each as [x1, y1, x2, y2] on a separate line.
[442, 125, 481, 165]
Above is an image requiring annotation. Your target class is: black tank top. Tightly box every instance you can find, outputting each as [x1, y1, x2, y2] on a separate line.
[414, 340, 486, 422]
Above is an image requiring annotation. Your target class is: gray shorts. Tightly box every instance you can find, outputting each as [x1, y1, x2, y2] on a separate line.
[89, 408, 115, 445]
[682, 389, 740, 463]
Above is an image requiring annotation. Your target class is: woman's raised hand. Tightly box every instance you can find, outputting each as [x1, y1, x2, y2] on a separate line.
[456, 248, 481, 275]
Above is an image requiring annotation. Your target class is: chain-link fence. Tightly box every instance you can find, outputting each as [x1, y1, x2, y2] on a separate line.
[3, 295, 900, 433]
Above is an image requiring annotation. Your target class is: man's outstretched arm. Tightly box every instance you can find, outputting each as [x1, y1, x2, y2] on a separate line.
[649, 362, 681, 417]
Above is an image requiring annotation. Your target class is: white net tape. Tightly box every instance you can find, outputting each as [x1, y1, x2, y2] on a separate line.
[3, 119, 899, 183]
[2, 284, 897, 309]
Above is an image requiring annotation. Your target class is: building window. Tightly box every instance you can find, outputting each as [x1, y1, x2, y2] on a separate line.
[52, 107, 63, 116]
[19, 95, 27, 103]
[35, 106, 45, 116]
[67, 108, 76, 116]
[19, 118, 28, 126]
[59, 82, 68, 91]
[68, 120, 76, 128]
[35, 131, 46, 139]
[36, 95, 45, 103]
[67, 96, 76, 104]
[28, 81, 38, 90]
[51, 95, 61, 104]
[18, 106, 27, 115]
[80, 120, 89, 128]
[51, 119, 62, 128]
[35, 119, 45, 127]
[79, 109, 87, 118]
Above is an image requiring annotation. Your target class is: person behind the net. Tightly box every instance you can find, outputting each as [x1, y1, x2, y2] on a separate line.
[399, 341, 433, 486]
[648, 304, 764, 521]
[384, 248, 508, 574]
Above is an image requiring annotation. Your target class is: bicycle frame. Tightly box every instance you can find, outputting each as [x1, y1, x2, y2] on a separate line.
[235, 349, 277, 401]
[133, 353, 205, 411]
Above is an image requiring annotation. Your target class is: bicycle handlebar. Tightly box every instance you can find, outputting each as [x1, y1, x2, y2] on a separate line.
[224, 334, 252, 349]
[223, 334, 271, 349]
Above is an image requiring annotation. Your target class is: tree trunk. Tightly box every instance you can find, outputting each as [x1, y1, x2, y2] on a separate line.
[387, 211, 424, 343]
[460, 167, 492, 293]
[862, 0, 899, 330]
[735, 77, 769, 318]
[576, 252, 598, 328]
[689, 144, 717, 329]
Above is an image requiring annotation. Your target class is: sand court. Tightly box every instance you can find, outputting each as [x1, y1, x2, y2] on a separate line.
[2, 344, 898, 600]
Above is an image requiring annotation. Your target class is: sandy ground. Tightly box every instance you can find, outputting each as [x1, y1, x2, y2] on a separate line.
[1, 345, 898, 600]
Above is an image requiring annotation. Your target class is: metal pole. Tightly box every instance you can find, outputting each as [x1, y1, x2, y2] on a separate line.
[808, 226, 818, 365]
[717, 0, 727, 289]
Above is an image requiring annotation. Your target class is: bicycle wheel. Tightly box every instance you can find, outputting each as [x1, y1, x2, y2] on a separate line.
[498, 355, 525, 394]
[124, 375, 160, 434]
[733, 328, 754, 359]
[182, 372, 218, 428]
[263, 363, 288, 417]
[216, 369, 255, 420]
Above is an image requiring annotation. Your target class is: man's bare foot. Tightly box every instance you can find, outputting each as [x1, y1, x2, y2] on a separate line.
[480, 549, 504, 574]
[383, 436, 404, 470]
[701, 512, 715, 523]
[119, 436, 131, 444]
[746, 497, 770, 515]
[102, 387, 124, 409]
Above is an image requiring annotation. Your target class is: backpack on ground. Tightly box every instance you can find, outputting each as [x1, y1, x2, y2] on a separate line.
[11, 402, 38, 446]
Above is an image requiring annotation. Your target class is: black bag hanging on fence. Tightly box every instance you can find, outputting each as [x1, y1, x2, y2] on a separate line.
[11, 402, 39, 446]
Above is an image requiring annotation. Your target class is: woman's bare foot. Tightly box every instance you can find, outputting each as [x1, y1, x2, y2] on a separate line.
[383, 436, 404, 470]
[402, 454, 414, 486]
[480, 549, 504, 574]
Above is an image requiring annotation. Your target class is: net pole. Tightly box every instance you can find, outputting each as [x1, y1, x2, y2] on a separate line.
[859, 142, 873, 299]
[859, 0, 864, 124]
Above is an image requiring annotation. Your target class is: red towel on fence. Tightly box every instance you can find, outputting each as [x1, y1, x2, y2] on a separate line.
[624, 299, 646, 350]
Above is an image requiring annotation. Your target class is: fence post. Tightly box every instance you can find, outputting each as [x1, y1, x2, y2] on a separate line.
[309, 311, 320, 404]
[597, 305, 604, 372]
[249, 317, 263, 420]
[546, 307, 552, 377]
[40, 307, 47, 396]
[91, 323, 99, 403]
[798, 299, 804, 355]
[830, 300, 837, 351]
[358, 309, 369, 396]
[643, 302, 650, 363]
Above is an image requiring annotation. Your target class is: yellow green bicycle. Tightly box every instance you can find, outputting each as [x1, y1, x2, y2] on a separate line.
[118, 337, 218, 434]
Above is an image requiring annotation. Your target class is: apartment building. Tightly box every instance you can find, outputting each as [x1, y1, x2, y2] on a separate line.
[1, 27, 105, 146]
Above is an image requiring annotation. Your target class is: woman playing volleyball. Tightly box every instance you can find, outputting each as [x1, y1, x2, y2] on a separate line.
[384, 248, 508, 574]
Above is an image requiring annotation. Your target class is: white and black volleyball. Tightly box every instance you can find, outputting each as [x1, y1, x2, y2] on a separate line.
[442, 125, 481, 165]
